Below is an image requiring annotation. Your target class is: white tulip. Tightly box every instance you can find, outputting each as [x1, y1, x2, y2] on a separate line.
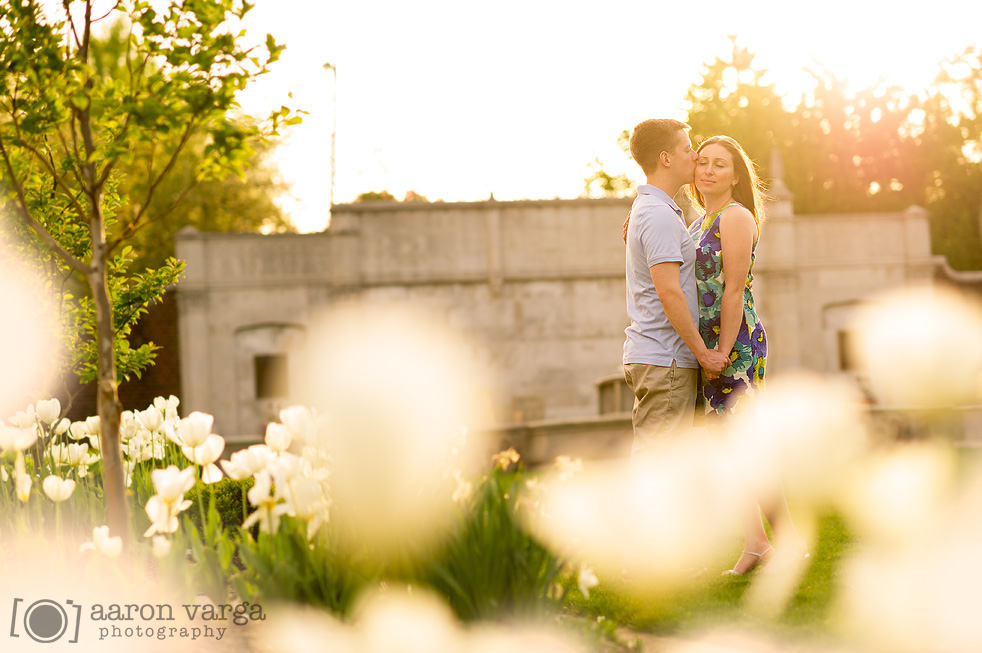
[268, 451, 303, 483]
[0, 425, 38, 452]
[182, 433, 225, 466]
[123, 459, 136, 488]
[137, 406, 164, 433]
[221, 444, 273, 480]
[143, 495, 181, 536]
[80, 525, 122, 558]
[150, 465, 196, 502]
[577, 563, 599, 599]
[153, 395, 180, 416]
[151, 536, 172, 559]
[85, 415, 101, 436]
[119, 411, 138, 441]
[52, 418, 71, 436]
[66, 421, 89, 440]
[201, 463, 223, 484]
[10, 405, 36, 429]
[279, 405, 317, 443]
[143, 466, 196, 537]
[42, 475, 76, 502]
[288, 476, 328, 540]
[34, 398, 60, 425]
[242, 470, 291, 534]
[15, 470, 32, 502]
[247, 470, 273, 507]
[264, 422, 292, 453]
[177, 411, 214, 448]
[15, 453, 31, 502]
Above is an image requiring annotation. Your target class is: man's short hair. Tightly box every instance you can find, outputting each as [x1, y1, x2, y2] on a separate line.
[629, 119, 690, 176]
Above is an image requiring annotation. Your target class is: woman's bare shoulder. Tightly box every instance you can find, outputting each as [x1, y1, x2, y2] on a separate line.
[720, 203, 754, 223]
[719, 203, 758, 239]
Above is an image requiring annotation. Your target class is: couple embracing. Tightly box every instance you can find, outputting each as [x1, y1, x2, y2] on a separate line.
[622, 118, 804, 576]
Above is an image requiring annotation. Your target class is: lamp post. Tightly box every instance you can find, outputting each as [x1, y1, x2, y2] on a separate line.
[323, 62, 337, 217]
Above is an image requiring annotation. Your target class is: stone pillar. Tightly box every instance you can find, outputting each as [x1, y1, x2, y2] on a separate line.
[486, 204, 503, 297]
[757, 148, 803, 371]
[174, 227, 211, 415]
[326, 211, 363, 289]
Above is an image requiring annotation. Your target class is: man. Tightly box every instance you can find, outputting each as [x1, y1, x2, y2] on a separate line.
[623, 119, 728, 456]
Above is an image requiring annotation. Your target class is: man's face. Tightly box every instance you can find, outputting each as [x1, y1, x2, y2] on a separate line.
[671, 130, 698, 182]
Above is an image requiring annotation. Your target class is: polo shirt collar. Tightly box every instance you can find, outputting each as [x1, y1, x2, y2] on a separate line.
[637, 184, 683, 218]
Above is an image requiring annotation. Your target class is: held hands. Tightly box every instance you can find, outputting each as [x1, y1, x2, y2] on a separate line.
[699, 348, 730, 381]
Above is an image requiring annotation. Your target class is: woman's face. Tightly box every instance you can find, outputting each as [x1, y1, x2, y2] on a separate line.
[694, 143, 737, 197]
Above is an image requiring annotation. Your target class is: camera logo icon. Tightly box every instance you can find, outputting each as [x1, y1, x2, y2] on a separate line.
[9, 598, 82, 644]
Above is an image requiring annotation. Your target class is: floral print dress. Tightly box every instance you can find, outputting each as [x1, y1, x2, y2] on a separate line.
[688, 202, 766, 419]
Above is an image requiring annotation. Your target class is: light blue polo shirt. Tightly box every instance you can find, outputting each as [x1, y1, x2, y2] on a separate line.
[623, 184, 699, 368]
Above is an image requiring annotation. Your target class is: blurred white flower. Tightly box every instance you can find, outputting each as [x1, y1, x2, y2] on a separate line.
[66, 421, 89, 441]
[286, 475, 329, 539]
[151, 535, 172, 559]
[279, 405, 318, 444]
[554, 456, 583, 482]
[151, 465, 196, 502]
[221, 444, 274, 480]
[50, 442, 100, 476]
[176, 411, 214, 448]
[451, 470, 472, 504]
[123, 459, 136, 488]
[80, 525, 122, 558]
[153, 395, 180, 417]
[52, 418, 70, 436]
[726, 373, 868, 504]
[577, 563, 599, 599]
[852, 286, 982, 407]
[242, 470, 291, 534]
[119, 410, 139, 441]
[144, 465, 196, 537]
[85, 415, 101, 437]
[15, 454, 32, 502]
[10, 405, 36, 429]
[268, 451, 303, 482]
[265, 422, 292, 453]
[42, 475, 76, 502]
[0, 425, 38, 452]
[189, 436, 225, 465]
[137, 405, 164, 433]
[34, 398, 60, 425]
[491, 447, 520, 471]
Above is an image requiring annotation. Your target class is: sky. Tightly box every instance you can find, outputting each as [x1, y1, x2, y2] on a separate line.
[46, 0, 982, 232]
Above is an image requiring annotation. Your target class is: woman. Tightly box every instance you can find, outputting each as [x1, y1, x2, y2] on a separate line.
[687, 135, 806, 575]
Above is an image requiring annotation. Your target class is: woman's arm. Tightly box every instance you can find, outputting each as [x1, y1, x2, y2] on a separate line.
[716, 206, 757, 361]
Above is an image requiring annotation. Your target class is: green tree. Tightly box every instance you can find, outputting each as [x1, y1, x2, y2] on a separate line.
[354, 190, 396, 202]
[83, 20, 293, 272]
[683, 38, 981, 269]
[123, 134, 292, 272]
[684, 36, 787, 183]
[920, 47, 982, 270]
[0, 0, 298, 541]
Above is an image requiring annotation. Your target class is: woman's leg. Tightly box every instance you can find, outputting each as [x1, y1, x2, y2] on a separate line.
[761, 489, 809, 556]
[726, 497, 773, 575]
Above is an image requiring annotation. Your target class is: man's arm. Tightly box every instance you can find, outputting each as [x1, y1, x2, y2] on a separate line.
[650, 262, 729, 378]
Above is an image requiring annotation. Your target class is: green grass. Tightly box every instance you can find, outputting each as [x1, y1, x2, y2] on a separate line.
[564, 512, 857, 646]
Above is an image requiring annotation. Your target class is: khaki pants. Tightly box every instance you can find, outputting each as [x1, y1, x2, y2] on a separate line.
[624, 361, 698, 456]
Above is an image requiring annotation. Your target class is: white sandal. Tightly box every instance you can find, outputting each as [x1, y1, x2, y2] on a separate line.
[721, 546, 773, 576]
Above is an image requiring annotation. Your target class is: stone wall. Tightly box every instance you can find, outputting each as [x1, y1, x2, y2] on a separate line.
[175, 195, 958, 441]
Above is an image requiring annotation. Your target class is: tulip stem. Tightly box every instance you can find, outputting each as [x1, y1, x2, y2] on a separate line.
[196, 467, 206, 536]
